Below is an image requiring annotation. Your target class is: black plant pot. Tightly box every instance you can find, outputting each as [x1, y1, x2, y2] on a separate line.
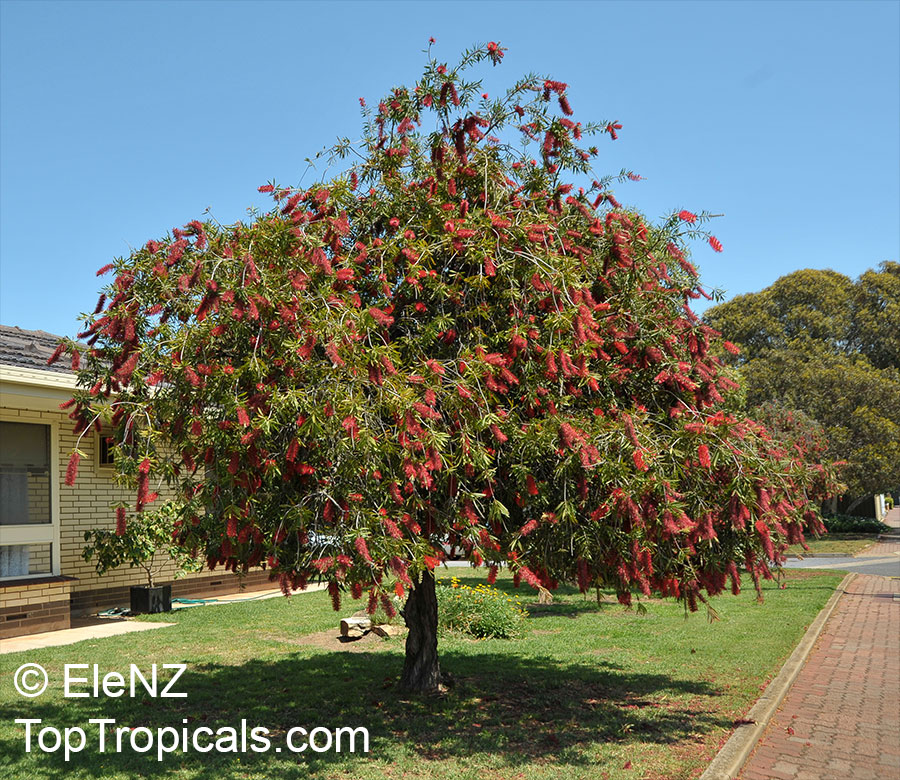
[130, 584, 172, 614]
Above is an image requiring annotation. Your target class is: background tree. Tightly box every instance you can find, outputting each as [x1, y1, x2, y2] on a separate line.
[56, 42, 840, 693]
[705, 264, 900, 503]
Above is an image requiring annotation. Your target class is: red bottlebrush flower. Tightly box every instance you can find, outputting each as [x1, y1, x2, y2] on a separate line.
[698, 444, 712, 469]
[258, 184, 275, 193]
[236, 407, 250, 427]
[383, 517, 403, 539]
[558, 95, 573, 116]
[136, 474, 149, 511]
[368, 307, 394, 327]
[723, 340, 741, 355]
[558, 422, 581, 449]
[325, 342, 345, 367]
[96, 263, 115, 276]
[755, 519, 775, 560]
[709, 235, 723, 252]
[285, 438, 299, 463]
[328, 581, 341, 611]
[487, 565, 498, 584]
[354, 535, 373, 563]
[678, 210, 697, 224]
[70, 350, 80, 371]
[423, 555, 440, 570]
[335, 267, 355, 282]
[47, 342, 66, 366]
[632, 449, 648, 472]
[342, 415, 360, 441]
[490, 423, 508, 444]
[115, 506, 127, 536]
[65, 451, 80, 486]
[520, 519, 539, 536]
[93, 293, 106, 314]
[380, 593, 397, 618]
[518, 566, 541, 588]
[526, 475, 539, 496]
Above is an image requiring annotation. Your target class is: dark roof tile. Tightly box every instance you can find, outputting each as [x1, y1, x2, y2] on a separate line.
[0, 325, 74, 374]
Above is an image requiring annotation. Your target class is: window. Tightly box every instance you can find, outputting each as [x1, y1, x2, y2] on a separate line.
[96, 433, 115, 470]
[0, 419, 59, 580]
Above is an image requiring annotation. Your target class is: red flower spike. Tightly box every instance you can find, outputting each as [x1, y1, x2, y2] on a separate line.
[698, 444, 712, 469]
[355, 536, 373, 563]
[65, 452, 81, 486]
[709, 235, 723, 252]
[115, 507, 127, 536]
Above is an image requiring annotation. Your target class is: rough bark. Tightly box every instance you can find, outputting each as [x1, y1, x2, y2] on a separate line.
[400, 568, 441, 693]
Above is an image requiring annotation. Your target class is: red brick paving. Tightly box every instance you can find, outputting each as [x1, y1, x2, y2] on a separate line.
[739, 565, 900, 780]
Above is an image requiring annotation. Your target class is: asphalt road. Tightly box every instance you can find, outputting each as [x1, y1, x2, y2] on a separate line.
[783, 553, 900, 578]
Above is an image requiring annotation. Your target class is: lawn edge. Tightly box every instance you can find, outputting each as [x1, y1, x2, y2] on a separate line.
[698, 571, 855, 780]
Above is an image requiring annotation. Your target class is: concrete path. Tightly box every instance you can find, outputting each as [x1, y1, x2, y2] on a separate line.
[739, 526, 900, 780]
[1, 619, 175, 655]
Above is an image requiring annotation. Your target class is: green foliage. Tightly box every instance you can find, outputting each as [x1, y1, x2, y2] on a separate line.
[705, 263, 900, 497]
[82, 501, 201, 587]
[822, 515, 889, 534]
[437, 576, 528, 638]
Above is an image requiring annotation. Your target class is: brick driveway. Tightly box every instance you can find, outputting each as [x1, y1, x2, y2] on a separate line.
[739, 571, 900, 780]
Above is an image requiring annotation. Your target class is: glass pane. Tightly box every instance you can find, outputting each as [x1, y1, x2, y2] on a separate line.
[0, 543, 53, 578]
[0, 422, 51, 525]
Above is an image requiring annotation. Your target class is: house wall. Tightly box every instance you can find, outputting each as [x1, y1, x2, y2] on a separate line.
[1, 401, 274, 639]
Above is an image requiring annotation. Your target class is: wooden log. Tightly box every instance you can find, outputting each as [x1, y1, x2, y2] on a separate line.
[340, 616, 371, 637]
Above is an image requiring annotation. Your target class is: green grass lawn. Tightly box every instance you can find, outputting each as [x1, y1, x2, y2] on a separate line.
[787, 533, 879, 556]
[1, 568, 843, 780]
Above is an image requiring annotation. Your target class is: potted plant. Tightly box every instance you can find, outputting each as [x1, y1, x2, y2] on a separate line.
[83, 501, 200, 614]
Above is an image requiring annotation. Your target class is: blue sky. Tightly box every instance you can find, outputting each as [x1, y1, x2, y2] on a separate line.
[1, 0, 898, 339]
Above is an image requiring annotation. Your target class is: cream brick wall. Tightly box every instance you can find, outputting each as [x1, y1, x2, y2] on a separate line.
[2, 580, 71, 609]
[3, 404, 217, 594]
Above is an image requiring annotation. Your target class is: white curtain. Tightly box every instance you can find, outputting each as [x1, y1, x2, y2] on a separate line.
[0, 544, 30, 577]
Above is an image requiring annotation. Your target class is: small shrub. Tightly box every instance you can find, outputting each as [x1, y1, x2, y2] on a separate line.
[822, 515, 889, 534]
[436, 577, 529, 639]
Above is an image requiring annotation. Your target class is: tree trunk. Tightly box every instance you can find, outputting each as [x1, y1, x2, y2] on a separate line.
[400, 568, 441, 693]
[846, 494, 872, 515]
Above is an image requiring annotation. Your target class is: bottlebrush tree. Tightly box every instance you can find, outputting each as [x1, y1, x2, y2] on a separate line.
[57, 42, 841, 693]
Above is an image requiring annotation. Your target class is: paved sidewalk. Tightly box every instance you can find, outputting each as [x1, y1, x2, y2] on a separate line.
[739, 553, 900, 779]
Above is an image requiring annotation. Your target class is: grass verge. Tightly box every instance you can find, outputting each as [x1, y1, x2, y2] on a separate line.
[787, 533, 878, 556]
[1, 568, 843, 780]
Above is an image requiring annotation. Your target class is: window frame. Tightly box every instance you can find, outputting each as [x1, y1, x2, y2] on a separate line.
[0, 413, 61, 581]
[95, 430, 116, 472]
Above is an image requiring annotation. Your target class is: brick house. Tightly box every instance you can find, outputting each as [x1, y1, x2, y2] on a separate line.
[0, 326, 271, 639]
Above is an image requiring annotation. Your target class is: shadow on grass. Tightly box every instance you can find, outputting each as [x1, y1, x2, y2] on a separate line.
[2, 647, 727, 778]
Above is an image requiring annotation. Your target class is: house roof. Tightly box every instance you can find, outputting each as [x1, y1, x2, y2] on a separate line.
[0, 325, 74, 375]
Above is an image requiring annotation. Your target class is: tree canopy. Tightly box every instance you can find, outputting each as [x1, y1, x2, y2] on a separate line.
[704, 263, 900, 498]
[56, 43, 840, 692]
